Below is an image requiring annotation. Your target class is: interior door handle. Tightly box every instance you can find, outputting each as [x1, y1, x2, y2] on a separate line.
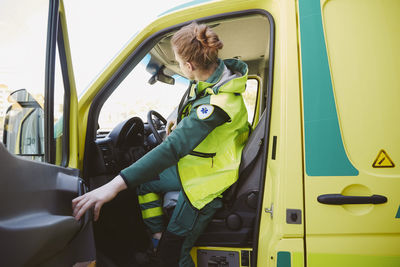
[317, 194, 387, 205]
[78, 179, 90, 228]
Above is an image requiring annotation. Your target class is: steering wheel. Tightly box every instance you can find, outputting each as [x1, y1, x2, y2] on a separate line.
[147, 110, 167, 144]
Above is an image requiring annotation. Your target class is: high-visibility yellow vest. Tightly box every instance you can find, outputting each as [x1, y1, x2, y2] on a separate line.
[178, 59, 250, 209]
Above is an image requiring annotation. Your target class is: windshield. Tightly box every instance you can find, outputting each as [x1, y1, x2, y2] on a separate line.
[98, 56, 189, 131]
[63, 0, 192, 97]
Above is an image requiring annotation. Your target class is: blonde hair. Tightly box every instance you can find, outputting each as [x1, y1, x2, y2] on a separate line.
[171, 22, 223, 70]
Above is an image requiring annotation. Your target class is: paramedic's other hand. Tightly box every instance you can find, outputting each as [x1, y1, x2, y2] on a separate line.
[166, 119, 177, 135]
[72, 175, 127, 221]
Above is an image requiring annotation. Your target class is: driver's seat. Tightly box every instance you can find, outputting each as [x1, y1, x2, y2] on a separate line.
[163, 110, 267, 247]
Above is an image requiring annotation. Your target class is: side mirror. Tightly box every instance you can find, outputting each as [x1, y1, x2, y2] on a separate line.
[148, 66, 175, 85]
[3, 89, 44, 161]
[8, 89, 39, 103]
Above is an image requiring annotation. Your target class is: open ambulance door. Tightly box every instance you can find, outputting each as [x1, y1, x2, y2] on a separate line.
[0, 0, 95, 265]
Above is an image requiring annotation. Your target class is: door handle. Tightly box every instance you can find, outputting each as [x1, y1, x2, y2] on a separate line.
[78, 178, 90, 228]
[317, 194, 387, 205]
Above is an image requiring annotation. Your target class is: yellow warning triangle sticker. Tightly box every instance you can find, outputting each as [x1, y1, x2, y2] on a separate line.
[372, 150, 395, 168]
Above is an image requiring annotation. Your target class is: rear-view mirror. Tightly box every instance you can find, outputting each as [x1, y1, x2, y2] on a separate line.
[148, 66, 175, 85]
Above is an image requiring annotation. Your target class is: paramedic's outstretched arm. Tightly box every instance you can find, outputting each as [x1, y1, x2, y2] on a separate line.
[120, 106, 229, 188]
[72, 175, 127, 221]
[72, 106, 228, 220]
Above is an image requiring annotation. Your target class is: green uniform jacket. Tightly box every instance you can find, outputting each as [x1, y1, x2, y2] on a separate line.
[120, 58, 249, 209]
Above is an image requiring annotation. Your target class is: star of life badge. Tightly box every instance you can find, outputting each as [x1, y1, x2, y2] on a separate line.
[197, 104, 214, 120]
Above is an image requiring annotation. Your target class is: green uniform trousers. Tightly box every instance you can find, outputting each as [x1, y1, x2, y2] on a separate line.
[137, 166, 223, 267]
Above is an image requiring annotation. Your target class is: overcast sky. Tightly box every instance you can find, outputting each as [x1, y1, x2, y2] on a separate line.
[0, 0, 191, 96]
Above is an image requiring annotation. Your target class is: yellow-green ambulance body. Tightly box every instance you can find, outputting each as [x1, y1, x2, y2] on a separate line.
[1, 0, 399, 266]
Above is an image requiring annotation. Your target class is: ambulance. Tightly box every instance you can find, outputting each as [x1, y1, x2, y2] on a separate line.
[1, 0, 399, 266]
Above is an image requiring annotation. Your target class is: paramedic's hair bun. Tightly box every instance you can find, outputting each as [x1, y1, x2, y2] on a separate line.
[171, 22, 223, 70]
[195, 24, 224, 51]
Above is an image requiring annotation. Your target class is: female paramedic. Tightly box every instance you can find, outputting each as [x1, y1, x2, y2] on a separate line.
[72, 22, 250, 267]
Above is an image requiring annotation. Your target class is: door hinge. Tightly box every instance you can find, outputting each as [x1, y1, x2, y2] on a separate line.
[265, 203, 273, 218]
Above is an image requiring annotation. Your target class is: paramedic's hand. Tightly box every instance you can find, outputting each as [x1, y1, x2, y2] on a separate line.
[166, 119, 177, 135]
[72, 175, 127, 221]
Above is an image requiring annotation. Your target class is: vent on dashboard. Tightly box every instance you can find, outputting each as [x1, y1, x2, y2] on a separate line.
[98, 143, 111, 156]
[97, 142, 115, 171]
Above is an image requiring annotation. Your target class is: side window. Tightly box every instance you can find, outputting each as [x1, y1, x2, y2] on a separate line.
[1, 1, 70, 166]
[243, 77, 260, 125]
[0, 1, 48, 161]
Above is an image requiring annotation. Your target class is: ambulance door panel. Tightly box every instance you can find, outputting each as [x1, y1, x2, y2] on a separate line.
[0, 144, 94, 266]
[299, 0, 400, 265]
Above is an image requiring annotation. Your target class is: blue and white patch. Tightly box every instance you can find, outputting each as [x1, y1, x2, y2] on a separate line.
[196, 104, 214, 120]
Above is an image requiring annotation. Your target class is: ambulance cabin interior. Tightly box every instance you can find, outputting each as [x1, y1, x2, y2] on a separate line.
[84, 12, 273, 264]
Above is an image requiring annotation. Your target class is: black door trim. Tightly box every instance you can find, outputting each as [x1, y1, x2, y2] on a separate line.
[44, 0, 60, 164]
[56, 18, 72, 167]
